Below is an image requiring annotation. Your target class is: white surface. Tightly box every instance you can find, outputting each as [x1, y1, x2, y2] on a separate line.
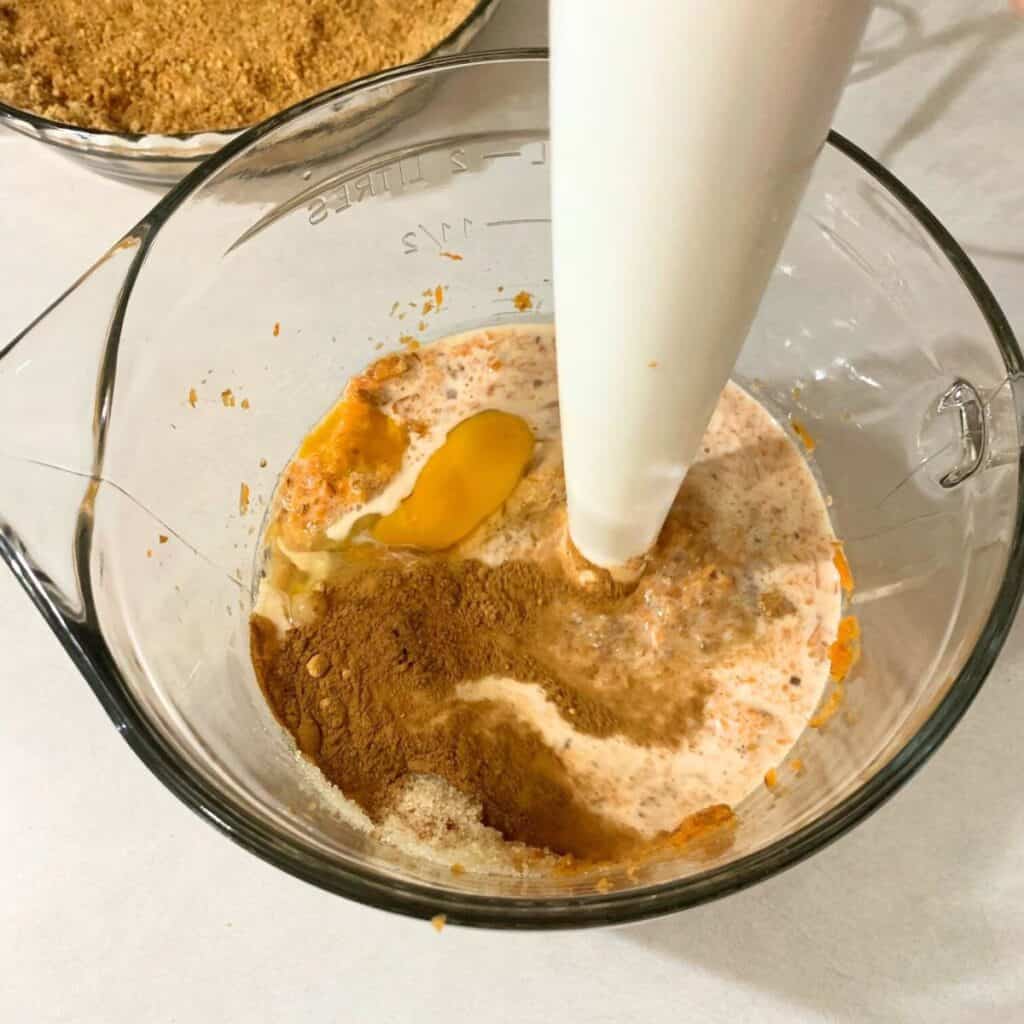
[2, 2, 1023, 1021]
[551, 0, 869, 566]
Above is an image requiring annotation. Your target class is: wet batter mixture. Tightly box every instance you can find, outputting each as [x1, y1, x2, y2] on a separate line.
[250, 325, 847, 871]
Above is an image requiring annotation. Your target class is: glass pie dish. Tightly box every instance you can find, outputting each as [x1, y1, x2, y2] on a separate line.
[0, 0, 501, 186]
[1, 52, 1021, 928]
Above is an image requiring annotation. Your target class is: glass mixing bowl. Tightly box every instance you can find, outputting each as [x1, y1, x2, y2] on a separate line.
[0, 0, 500, 186]
[2, 52, 1021, 929]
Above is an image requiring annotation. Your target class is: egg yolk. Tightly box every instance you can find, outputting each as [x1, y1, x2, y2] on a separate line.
[373, 410, 534, 550]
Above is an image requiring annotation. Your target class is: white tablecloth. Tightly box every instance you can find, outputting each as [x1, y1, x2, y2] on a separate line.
[2, 2, 1022, 1021]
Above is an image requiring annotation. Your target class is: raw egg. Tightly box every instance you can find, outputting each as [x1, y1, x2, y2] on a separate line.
[373, 410, 534, 549]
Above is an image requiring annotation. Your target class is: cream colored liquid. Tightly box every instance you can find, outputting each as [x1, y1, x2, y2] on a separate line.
[257, 325, 842, 868]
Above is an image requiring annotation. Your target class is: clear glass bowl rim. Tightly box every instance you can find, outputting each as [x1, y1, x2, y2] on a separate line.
[6, 50, 1022, 930]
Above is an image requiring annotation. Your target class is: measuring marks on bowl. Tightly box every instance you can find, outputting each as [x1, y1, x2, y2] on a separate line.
[226, 136, 550, 260]
[395, 142, 550, 260]
[310, 137, 550, 263]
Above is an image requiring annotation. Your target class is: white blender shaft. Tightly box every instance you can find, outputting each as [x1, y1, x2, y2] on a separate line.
[550, 0, 873, 569]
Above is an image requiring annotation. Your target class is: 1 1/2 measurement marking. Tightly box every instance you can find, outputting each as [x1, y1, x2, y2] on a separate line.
[402, 219, 473, 255]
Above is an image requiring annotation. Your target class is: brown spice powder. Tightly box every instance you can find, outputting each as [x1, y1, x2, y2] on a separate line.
[251, 550, 750, 860]
[0, 0, 478, 134]
[252, 560, 636, 859]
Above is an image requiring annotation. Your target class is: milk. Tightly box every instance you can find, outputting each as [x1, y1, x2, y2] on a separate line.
[550, 0, 872, 568]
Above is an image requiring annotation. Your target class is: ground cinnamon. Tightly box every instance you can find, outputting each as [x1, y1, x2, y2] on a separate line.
[252, 559, 629, 858]
[251, 542, 751, 860]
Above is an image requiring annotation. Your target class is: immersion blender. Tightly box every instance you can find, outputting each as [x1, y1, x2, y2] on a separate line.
[551, 1, 873, 570]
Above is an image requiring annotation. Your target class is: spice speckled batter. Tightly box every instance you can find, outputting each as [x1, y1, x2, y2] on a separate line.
[252, 325, 843, 869]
